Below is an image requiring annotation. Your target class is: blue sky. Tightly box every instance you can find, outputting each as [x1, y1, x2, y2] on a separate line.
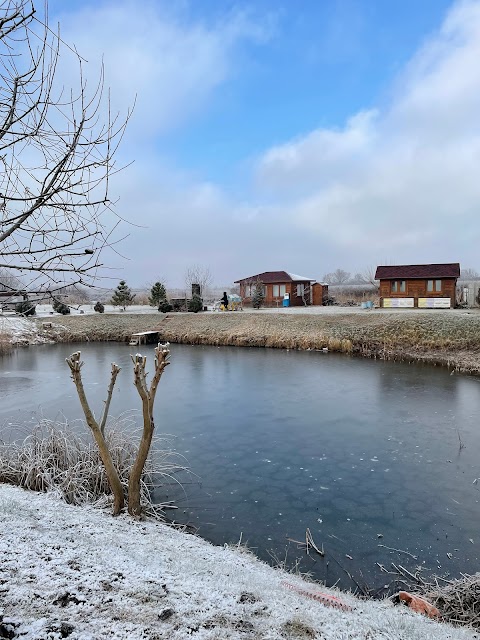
[167, 0, 453, 182]
[48, 0, 480, 287]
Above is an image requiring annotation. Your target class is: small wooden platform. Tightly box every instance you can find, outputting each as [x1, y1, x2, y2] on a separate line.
[129, 330, 160, 346]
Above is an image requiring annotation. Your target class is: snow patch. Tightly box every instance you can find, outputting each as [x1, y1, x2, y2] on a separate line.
[0, 484, 475, 639]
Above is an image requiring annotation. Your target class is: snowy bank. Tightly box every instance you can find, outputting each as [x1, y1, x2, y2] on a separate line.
[0, 484, 476, 640]
[0, 315, 47, 346]
[3, 308, 480, 373]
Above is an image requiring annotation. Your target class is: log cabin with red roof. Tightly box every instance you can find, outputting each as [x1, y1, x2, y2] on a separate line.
[375, 263, 460, 308]
[235, 271, 328, 307]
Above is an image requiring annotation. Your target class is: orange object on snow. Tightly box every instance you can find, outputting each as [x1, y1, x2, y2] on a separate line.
[282, 581, 352, 612]
[398, 591, 440, 618]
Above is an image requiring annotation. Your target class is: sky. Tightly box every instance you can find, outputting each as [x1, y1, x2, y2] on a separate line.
[48, 0, 480, 287]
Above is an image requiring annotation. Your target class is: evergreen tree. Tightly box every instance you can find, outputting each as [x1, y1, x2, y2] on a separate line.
[148, 281, 167, 306]
[52, 298, 70, 315]
[158, 300, 173, 313]
[111, 280, 135, 310]
[15, 299, 36, 316]
[188, 295, 203, 313]
[252, 281, 265, 309]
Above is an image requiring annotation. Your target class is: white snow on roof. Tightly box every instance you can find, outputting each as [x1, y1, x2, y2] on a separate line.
[0, 484, 475, 640]
[287, 272, 316, 282]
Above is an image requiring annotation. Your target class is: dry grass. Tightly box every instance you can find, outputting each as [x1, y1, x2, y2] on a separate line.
[0, 418, 188, 518]
[33, 310, 480, 374]
[0, 330, 12, 355]
[421, 573, 480, 628]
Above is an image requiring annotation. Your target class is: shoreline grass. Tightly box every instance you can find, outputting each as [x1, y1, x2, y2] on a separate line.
[0, 418, 188, 518]
[0, 330, 13, 355]
[31, 311, 480, 375]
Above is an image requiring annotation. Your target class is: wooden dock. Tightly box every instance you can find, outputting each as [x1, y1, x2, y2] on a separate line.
[128, 331, 160, 346]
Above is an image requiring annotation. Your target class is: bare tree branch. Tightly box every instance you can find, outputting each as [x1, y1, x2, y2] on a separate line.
[0, 1, 130, 295]
[184, 264, 212, 299]
[323, 269, 351, 285]
[99, 362, 121, 436]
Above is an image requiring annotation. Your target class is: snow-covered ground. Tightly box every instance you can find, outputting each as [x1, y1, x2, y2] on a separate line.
[33, 304, 158, 316]
[0, 484, 476, 640]
[3, 302, 476, 319]
[0, 315, 45, 345]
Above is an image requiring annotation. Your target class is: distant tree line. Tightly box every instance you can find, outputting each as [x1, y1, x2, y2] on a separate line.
[322, 267, 378, 287]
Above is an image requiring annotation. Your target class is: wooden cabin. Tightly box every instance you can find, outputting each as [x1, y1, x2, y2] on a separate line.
[235, 271, 328, 307]
[375, 263, 460, 308]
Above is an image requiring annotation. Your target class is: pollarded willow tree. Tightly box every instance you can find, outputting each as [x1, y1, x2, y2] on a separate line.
[66, 343, 171, 516]
[0, 1, 130, 296]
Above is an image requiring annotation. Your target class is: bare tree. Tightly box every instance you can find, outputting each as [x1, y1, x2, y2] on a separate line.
[66, 343, 171, 516]
[0, 267, 24, 292]
[0, 1, 130, 296]
[184, 264, 213, 299]
[360, 265, 379, 289]
[460, 267, 480, 280]
[323, 269, 351, 285]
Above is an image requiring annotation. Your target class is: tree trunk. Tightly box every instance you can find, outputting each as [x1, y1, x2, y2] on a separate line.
[129, 346, 170, 516]
[128, 393, 154, 516]
[66, 352, 124, 515]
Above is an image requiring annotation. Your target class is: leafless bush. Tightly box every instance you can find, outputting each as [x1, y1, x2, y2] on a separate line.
[329, 285, 379, 306]
[134, 291, 150, 305]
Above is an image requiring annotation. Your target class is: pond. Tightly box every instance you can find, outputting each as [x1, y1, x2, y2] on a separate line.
[1, 342, 479, 592]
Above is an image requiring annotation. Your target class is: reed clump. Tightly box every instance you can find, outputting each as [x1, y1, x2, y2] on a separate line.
[421, 573, 480, 628]
[0, 418, 186, 517]
[0, 330, 12, 355]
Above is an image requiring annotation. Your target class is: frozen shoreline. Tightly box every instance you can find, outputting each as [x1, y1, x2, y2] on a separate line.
[2, 306, 480, 375]
[0, 484, 476, 639]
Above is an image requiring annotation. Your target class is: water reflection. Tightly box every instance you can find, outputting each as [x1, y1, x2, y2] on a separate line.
[1, 343, 479, 590]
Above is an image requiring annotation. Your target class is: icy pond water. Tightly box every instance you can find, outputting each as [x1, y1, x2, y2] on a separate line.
[1, 342, 479, 591]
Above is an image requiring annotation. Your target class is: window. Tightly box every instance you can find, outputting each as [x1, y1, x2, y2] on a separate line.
[296, 283, 305, 297]
[391, 280, 406, 293]
[245, 282, 267, 297]
[273, 284, 286, 297]
[427, 279, 442, 292]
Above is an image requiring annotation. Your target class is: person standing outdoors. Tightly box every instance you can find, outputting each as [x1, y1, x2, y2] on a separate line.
[221, 291, 229, 311]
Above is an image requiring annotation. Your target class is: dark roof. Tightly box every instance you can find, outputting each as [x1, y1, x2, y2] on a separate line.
[234, 271, 315, 284]
[375, 263, 460, 280]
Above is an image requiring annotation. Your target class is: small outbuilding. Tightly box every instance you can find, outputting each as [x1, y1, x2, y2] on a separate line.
[375, 263, 460, 308]
[234, 271, 328, 307]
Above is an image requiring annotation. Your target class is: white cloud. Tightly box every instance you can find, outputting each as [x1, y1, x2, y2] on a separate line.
[253, 0, 480, 265]
[257, 110, 378, 194]
[47, 1, 278, 286]
[54, 1, 267, 140]
[49, 0, 480, 287]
